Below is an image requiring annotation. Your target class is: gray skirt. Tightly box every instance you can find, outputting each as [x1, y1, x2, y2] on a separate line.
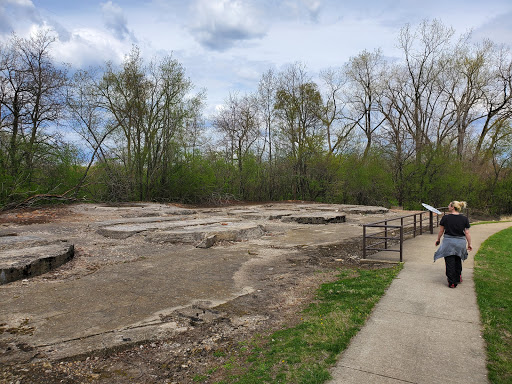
[434, 235, 468, 262]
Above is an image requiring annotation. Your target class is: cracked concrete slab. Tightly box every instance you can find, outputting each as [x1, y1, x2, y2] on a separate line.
[0, 203, 396, 286]
[0, 243, 74, 285]
[96, 217, 237, 239]
[281, 212, 346, 224]
[0, 201, 405, 364]
[0, 235, 47, 248]
[145, 222, 266, 248]
[234, 210, 295, 220]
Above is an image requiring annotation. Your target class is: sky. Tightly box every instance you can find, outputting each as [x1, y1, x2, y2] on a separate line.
[1, 0, 512, 116]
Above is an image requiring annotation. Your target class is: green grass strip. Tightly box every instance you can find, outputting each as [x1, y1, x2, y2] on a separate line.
[472, 220, 512, 226]
[474, 226, 512, 384]
[214, 265, 403, 384]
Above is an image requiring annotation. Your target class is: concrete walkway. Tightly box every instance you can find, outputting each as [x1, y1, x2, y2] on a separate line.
[328, 221, 512, 384]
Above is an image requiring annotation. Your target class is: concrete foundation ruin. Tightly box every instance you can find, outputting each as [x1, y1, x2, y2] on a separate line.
[0, 202, 404, 363]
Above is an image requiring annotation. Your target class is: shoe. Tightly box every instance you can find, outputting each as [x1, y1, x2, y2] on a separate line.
[449, 283, 457, 288]
[459, 275, 463, 283]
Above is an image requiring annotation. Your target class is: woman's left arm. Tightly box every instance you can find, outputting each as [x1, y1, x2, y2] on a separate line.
[465, 229, 473, 251]
[435, 225, 444, 246]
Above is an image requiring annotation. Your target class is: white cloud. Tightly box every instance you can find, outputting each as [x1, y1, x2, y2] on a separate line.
[101, 1, 135, 41]
[0, 0, 39, 33]
[472, 11, 512, 46]
[1, 0, 511, 116]
[190, 0, 267, 51]
[302, 0, 322, 22]
[51, 27, 130, 67]
[6, 0, 34, 6]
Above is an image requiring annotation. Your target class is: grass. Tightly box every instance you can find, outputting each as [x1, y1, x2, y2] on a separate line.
[474, 226, 512, 384]
[472, 220, 512, 226]
[211, 265, 403, 384]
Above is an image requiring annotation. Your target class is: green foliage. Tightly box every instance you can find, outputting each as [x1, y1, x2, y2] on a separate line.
[338, 152, 394, 206]
[301, 152, 340, 202]
[240, 154, 265, 201]
[474, 226, 512, 383]
[39, 144, 83, 192]
[397, 147, 482, 210]
[484, 171, 512, 215]
[0, 141, 87, 206]
[160, 153, 238, 203]
[1, 138, 511, 215]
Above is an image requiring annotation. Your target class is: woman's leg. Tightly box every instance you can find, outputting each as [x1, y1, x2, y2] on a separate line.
[455, 256, 462, 283]
[445, 256, 459, 287]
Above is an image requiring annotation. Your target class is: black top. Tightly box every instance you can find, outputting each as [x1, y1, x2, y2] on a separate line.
[440, 214, 470, 237]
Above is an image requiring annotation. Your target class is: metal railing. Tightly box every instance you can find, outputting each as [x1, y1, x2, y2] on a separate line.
[361, 206, 469, 262]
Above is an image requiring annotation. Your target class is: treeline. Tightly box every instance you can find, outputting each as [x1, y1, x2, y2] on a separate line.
[1, 20, 511, 213]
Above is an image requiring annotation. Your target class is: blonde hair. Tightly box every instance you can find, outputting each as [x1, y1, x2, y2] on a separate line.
[450, 201, 467, 212]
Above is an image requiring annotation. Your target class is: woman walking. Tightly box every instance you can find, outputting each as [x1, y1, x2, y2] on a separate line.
[434, 201, 472, 288]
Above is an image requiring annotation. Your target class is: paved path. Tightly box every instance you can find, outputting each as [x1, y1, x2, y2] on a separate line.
[328, 221, 512, 384]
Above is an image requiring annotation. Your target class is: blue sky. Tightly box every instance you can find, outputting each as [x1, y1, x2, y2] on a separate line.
[1, 0, 512, 115]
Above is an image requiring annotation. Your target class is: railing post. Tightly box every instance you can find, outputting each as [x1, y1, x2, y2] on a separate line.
[420, 212, 423, 235]
[401, 217, 404, 262]
[363, 225, 367, 259]
[400, 225, 403, 262]
[413, 214, 417, 237]
[429, 211, 433, 234]
[384, 221, 388, 249]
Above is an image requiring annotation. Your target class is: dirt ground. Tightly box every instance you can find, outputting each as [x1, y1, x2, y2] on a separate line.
[0, 202, 398, 384]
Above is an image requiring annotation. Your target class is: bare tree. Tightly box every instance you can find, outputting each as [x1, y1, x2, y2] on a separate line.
[396, 19, 455, 161]
[378, 65, 416, 206]
[318, 67, 355, 154]
[274, 63, 323, 198]
[18, 30, 68, 176]
[344, 49, 386, 158]
[98, 47, 203, 200]
[438, 37, 494, 158]
[475, 45, 512, 157]
[67, 68, 117, 196]
[0, 37, 28, 178]
[214, 92, 259, 198]
[0, 30, 68, 182]
[257, 68, 277, 198]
